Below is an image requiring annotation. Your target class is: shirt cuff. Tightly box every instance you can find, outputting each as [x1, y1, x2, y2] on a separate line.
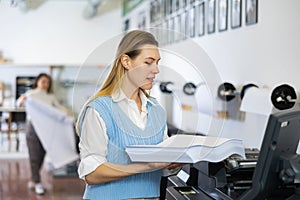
[78, 155, 106, 180]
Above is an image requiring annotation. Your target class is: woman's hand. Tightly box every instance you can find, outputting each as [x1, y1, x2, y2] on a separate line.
[164, 163, 186, 170]
[17, 95, 27, 106]
[145, 162, 186, 173]
[144, 162, 187, 171]
[146, 162, 171, 170]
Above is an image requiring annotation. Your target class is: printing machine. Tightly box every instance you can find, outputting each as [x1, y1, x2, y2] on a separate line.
[162, 148, 258, 200]
[163, 109, 300, 200]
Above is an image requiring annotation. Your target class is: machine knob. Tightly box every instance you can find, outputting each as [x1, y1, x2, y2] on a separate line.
[279, 168, 295, 184]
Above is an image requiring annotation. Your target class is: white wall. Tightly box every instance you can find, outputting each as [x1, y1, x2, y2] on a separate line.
[0, 1, 122, 114]
[124, 0, 300, 149]
[0, 1, 122, 64]
[1, 0, 300, 149]
[196, 0, 300, 89]
[193, 0, 300, 148]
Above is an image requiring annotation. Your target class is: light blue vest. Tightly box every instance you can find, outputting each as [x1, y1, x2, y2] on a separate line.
[78, 96, 166, 200]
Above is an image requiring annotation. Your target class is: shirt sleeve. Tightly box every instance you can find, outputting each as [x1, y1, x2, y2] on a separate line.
[77, 108, 108, 180]
[16, 96, 24, 107]
[16, 90, 31, 107]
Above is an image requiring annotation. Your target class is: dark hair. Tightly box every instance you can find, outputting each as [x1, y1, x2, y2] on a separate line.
[32, 73, 53, 93]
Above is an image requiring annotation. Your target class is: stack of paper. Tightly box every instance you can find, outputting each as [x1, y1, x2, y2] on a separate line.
[126, 135, 245, 163]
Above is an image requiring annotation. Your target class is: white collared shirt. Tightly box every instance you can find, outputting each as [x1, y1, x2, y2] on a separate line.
[78, 90, 168, 180]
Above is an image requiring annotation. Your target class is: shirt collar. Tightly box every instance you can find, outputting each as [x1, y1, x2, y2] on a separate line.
[34, 88, 47, 94]
[112, 89, 155, 106]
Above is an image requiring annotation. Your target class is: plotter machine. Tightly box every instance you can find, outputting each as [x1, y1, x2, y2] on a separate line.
[162, 109, 300, 200]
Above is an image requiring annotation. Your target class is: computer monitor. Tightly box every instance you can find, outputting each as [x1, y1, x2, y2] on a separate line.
[239, 109, 300, 200]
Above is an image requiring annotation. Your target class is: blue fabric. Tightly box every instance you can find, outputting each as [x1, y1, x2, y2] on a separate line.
[78, 96, 166, 200]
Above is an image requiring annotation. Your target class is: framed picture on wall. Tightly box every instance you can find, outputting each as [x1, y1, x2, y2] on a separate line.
[218, 0, 228, 31]
[150, 1, 154, 23]
[246, 0, 258, 25]
[197, 2, 205, 36]
[185, 10, 190, 37]
[165, 18, 170, 44]
[189, 6, 196, 37]
[123, 19, 130, 32]
[154, 0, 161, 22]
[169, 0, 174, 14]
[168, 17, 175, 43]
[180, 11, 187, 40]
[182, 0, 187, 8]
[231, 0, 242, 28]
[162, 20, 168, 45]
[122, 0, 143, 16]
[163, 0, 168, 17]
[190, 0, 196, 5]
[137, 11, 146, 30]
[175, 0, 180, 11]
[174, 14, 181, 42]
[153, 23, 161, 43]
[207, 0, 216, 34]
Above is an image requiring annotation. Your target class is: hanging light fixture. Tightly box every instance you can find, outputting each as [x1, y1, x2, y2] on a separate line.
[82, 0, 106, 19]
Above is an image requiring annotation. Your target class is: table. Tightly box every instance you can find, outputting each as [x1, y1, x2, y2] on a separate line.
[0, 107, 26, 151]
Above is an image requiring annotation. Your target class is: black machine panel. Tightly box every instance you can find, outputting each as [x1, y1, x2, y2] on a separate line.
[165, 109, 300, 200]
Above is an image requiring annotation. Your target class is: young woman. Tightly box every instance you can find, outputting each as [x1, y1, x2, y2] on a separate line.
[17, 73, 69, 195]
[77, 30, 181, 199]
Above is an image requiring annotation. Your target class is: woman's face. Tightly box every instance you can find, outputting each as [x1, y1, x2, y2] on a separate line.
[126, 44, 160, 91]
[37, 76, 50, 91]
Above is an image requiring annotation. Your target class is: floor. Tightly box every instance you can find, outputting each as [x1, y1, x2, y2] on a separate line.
[0, 129, 85, 200]
[0, 159, 85, 200]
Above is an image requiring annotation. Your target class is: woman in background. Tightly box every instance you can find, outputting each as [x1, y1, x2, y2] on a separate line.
[77, 30, 181, 200]
[17, 73, 69, 195]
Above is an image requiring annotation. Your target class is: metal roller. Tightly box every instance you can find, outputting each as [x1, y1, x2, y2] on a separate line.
[217, 82, 236, 101]
[159, 81, 173, 94]
[240, 83, 259, 99]
[183, 82, 197, 95]
[271, 84, 297, 110]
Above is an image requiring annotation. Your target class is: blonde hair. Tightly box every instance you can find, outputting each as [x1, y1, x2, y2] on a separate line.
[92, 30, 159, 100]
[76, 30, 159, 135]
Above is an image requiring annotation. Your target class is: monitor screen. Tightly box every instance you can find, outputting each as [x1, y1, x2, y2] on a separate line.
[240, 109, 300, 199]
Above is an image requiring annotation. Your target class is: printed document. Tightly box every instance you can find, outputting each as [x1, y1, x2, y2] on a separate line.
[126, 134, 245, 163]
